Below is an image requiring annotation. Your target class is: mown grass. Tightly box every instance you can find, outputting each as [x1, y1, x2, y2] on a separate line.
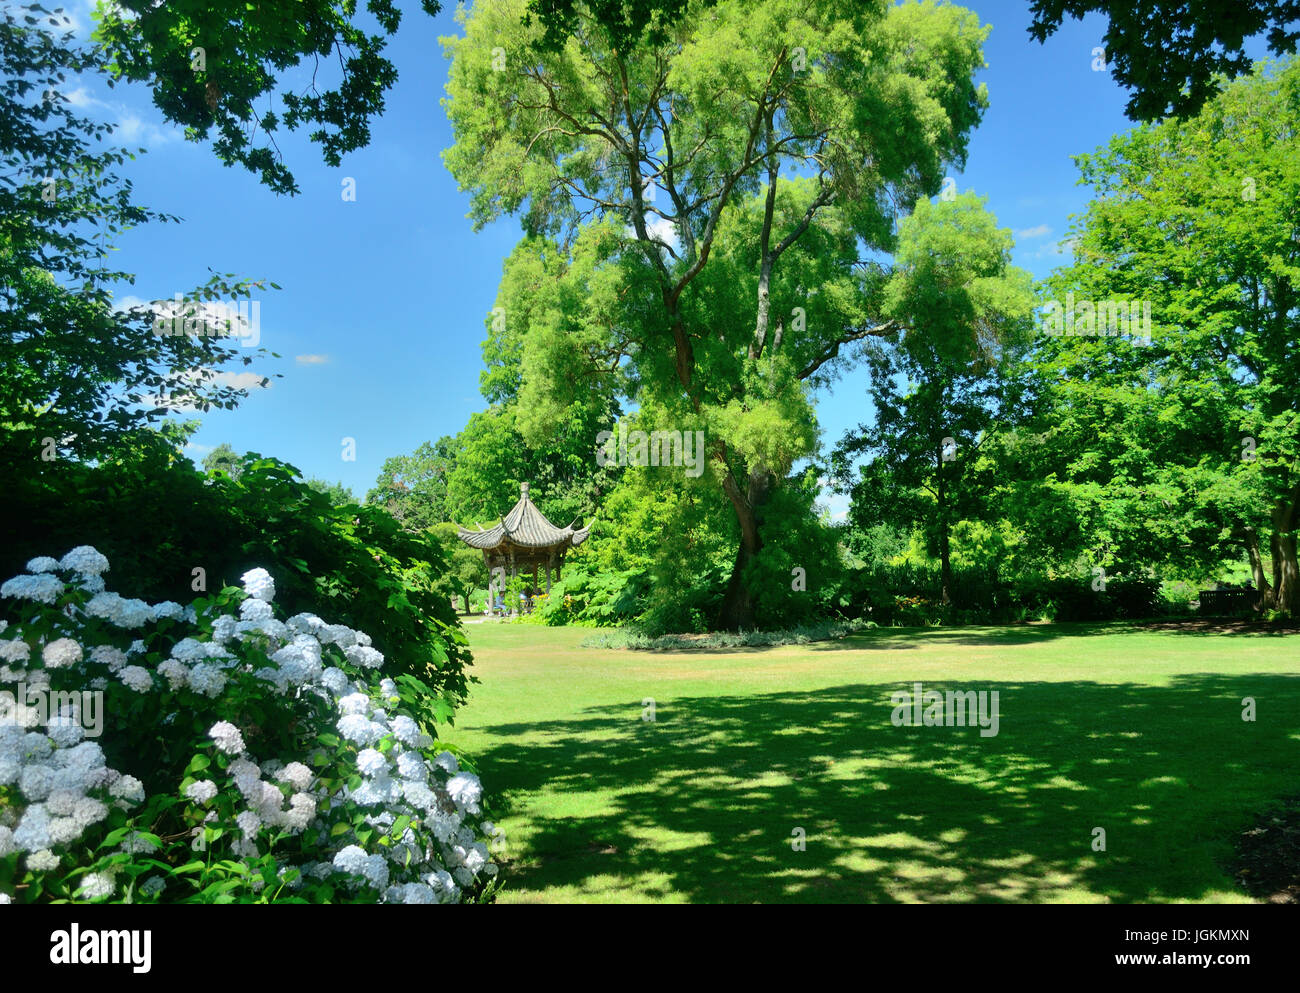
[441, 621, 1300, 903]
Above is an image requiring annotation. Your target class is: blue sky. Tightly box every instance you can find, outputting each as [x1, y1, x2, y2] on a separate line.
[51, 1, 1264, 516]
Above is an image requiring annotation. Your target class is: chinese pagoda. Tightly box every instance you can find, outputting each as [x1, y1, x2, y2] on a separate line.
[456, 483, 591, 595]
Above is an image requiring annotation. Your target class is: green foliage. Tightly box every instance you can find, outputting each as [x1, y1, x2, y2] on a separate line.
[367, 437, 457, 532]
[580, 617, 874, 651]
[428, 522, 488, 614]
[1028, 0, 1300, 120]
[1006, 58, 1300, 614]
[835, 192, 1034, 604]
[202, 442, 244, 482]
[94, 0, 444, 195]
[305, 478, 356, 507]
[441, 0, 993, 628]
[534, 564, 648, 627]
[0, 561, 496, 904]
[0, 436, 474, 708]
[0, 6, 276, 466]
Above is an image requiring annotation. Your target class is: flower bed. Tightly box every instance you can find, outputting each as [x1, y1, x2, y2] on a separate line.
[0, 548, 498, 903]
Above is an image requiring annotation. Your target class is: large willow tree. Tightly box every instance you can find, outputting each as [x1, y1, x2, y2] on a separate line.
[442, 0, 991, 628]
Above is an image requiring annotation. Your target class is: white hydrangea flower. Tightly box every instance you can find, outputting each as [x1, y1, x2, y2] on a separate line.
[389, 716, 421, 746]
[88, 644, 126, 672]
[338, 714, 385, 745]
[276, 762, 313, 791]
[345, 645, 384, 669]
[320, 624, 357, 649]
[77, 574, 106, 593]
[185, 779, 218, 804]
[42, 638, 82, 669]
[0, 639, 30, 664]
[110, 775, 145, 803]
[19, 764, 55, 801]
[151, 601, 184, 621]
[434, 751, 459, 776]
[286, 612, 325, 635]
[25, 557, 59, 574]
[355, 749, 387, 777]
[208, 721, 245, 755]
[239, 598, 274, 623]
[333, 845, 389, 890]
[84, 592, 151, 628]
[337, 693, 371, 716]
[139, 875, 166, 897]
[47, 718, 84, 748]
[280, 793, 316, 831]
[0, 573, 64, 604]
[60, 546, 110, 576]
[118, 666, 152, 693]
[210, 615, 238, 644]
[240, 568, 276, 602]
[187, 664, 227, 697]
[320, 667, 349, 694]
[351, 775, 399, 807]
[156, 658, 190, 691]
[76, 872, 116, 900]
[446, 773, 483, 813]
[236, 810, 262, 839]
[396, 752, 427, 783]
[401, 781, 437, 812]
[27, 848, 59, 872]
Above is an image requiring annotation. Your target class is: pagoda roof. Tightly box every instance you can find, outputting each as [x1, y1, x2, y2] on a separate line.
[457, 483, 591, 551]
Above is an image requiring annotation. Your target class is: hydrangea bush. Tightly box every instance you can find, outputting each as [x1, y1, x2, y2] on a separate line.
[0, 548, 499, 904]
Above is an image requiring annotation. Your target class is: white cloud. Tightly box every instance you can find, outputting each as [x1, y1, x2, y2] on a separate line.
[295, 354, 330, 365]
[62, 86, 102, 110]
[626, 213, 681, 254]
[142, 368, 270, 411]
[645, 215, 679, 248]
[57, 85, 180, 150]
[1029, 235, 1079, 261]
[208, 371, 271, 391]
[184, 442, 215, 455]
[115, 112, 180, 149]
[1015, 224, 1052, 240]
[111, 294, 150, 313]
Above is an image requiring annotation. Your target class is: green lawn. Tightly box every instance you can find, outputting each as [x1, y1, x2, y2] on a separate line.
[440, 622, 1300, 903]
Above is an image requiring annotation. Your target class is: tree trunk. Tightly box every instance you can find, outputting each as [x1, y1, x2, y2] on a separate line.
[1267, 526, 1299, 614]
[939, 525, 953, 607]
[716, 468, 774, 631]
[937, 452, 952, 607]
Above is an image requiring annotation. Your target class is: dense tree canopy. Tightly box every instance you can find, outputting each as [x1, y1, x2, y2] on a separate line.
[0, 5, 272, 467]
[1028, 0, 1300, 120]
[980, 58, 1300, 613]
[93, 0, 443, 195]
[442, 0, 995, 627]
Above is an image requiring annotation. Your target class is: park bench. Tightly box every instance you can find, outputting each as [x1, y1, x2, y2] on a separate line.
[1197, 588, 1260, 616]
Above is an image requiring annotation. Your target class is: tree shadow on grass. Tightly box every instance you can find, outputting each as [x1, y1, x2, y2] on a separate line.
[473, 673, 1300, 903]
[807, 621, 1300, 651]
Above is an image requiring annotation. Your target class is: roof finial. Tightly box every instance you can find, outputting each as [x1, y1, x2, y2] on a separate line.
[521, 481, 529, 499]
